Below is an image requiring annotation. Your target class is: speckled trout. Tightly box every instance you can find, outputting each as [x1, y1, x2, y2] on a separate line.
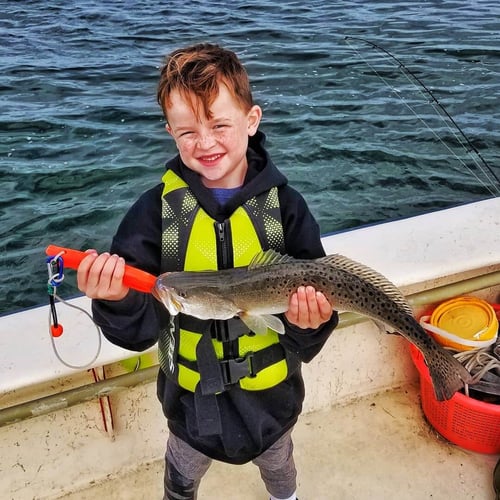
[153, 249, 472, 401]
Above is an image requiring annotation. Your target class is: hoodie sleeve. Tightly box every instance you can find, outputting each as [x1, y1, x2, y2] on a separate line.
[91, 184, 166, 352]
[277, 185, 339, 362]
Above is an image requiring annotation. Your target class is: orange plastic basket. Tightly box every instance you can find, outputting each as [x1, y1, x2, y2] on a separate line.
[410, 344, 500, 454]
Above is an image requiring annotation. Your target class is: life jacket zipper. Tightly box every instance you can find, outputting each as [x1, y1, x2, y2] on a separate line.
[215, 220, 230, 270]
[214, 220, 237, 359]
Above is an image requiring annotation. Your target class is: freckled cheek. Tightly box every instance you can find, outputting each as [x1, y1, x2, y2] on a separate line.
[216, 136, 228, 147]
[175, 141, 195, 156]
[214, 131, 229, 146]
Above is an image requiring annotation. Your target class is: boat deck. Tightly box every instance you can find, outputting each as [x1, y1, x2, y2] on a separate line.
[57, 383, 498, 500]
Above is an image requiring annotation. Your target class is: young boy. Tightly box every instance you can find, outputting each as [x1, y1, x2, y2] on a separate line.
[77, 43, 337, 500]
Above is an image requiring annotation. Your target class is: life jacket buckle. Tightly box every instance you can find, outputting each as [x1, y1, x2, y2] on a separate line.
[220, 353, 254, 386]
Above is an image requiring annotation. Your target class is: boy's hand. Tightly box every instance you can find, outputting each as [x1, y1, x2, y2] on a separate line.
[77, 250, 129, 301]
[285, 286, 333, 330]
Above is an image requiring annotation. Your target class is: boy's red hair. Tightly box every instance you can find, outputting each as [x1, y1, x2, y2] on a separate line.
[157, 43, 254, 121]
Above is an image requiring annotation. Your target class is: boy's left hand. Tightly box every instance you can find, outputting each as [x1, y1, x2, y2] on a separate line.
[285, 286, 333, 330]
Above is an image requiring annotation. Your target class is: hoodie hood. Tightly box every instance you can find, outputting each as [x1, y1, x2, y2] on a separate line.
[164, 130, 288, 219]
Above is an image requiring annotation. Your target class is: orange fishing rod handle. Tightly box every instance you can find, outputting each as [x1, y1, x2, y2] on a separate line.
[45, 245, 156, 294]
[121, 266, 156, 294]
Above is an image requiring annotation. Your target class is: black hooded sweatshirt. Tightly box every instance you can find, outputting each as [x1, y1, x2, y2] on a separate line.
[92, 131, 338, 464]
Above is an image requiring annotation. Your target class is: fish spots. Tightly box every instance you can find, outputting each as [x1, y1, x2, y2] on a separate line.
[154, 251, 471, 400]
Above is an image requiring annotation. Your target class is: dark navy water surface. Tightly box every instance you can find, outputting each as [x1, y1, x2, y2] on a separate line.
[1, 1, 499, 314]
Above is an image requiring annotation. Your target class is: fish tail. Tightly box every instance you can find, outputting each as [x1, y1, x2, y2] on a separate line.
[425, 349, 473, 401]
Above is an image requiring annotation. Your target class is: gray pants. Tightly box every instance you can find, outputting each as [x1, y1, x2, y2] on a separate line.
[164, 430, 297, 499]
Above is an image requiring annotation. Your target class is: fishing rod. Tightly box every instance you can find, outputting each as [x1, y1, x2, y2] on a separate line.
[344, 35, 500, 194]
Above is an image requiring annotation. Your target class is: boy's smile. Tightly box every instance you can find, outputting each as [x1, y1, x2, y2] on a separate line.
[165, 84, 262, 189]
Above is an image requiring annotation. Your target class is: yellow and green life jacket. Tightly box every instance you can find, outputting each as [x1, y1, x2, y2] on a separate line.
[157, 169, 300, 394]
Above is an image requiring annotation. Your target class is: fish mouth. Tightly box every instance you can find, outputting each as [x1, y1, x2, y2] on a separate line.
[170, 296, 183, 313]
[152, 281, 183, 315]
[163, 294, 184, 316]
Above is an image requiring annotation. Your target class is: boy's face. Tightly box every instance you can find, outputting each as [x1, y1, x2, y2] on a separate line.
[165, 84, 262, 189]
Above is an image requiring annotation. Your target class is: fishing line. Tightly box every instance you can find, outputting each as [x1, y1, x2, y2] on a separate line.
[47, 254, 102, 369]
[344, 36, 500, 197]
[47, 292, 102, 369]
[344, 36, 500, 191]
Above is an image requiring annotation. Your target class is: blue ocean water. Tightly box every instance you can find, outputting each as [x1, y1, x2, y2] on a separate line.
[1, 0, 499, 314]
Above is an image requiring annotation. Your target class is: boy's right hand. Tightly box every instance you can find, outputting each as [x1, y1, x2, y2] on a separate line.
[77, 250, 130, 301]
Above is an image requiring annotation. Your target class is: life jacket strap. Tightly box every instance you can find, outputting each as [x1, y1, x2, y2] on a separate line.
[212, 317, 249, 342]
[179, 316, 250, 343]
[178, 343, 287, 388]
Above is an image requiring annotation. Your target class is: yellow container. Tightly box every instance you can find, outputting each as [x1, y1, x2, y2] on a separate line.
[420, 297, 498, 351]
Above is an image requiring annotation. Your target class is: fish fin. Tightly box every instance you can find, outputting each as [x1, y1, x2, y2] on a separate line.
[423, 348, 473, 401]
[248, 249, 295, 269]
[373, 320, 401, 336]
[261, 314, 286, 335]
[318, 254, 414, 317]
[239, 312, 286, 335]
